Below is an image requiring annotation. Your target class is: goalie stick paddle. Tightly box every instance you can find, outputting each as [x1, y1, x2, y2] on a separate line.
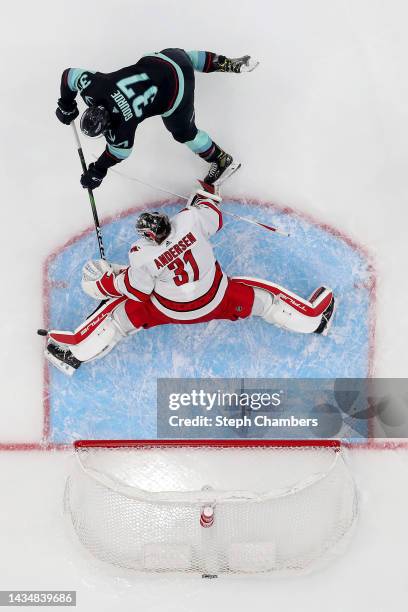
[71, 122, 106, 259]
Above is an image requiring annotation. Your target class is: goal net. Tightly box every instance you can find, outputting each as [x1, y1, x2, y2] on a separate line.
[64, 439, 358, 575]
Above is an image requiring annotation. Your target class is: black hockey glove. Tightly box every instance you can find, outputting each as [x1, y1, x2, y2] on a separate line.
[56, 98, 79, 125]
[80, 163, 107, 190]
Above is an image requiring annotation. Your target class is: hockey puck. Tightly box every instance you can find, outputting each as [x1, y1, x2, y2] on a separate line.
[37, 329, 48, 336]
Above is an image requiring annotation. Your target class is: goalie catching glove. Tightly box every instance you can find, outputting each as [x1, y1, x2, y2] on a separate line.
[81, 259, 125, 300]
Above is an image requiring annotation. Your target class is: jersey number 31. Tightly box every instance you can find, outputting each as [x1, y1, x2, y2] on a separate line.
[168, 250, 200, 286]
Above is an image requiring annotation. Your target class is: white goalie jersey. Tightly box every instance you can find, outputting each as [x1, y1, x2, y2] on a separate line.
[50, 189, 335, 375]
[114, 195, 228, 321]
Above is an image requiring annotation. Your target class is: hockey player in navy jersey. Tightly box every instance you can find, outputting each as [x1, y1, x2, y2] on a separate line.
[56, 49, 259, 189]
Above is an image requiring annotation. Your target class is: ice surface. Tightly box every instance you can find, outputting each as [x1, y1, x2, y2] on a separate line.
[46, 201, 373, 441]
[1, 0, 408, 609]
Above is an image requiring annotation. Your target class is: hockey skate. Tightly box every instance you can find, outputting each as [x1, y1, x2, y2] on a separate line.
[215, 54, 259, 73]
[45, 341, 82, 376]
[203, 150, 241, 186]
[310, 287, 336, 335]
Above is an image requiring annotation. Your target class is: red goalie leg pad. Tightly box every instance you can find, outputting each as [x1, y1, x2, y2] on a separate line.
[233, 277, 332, 317]
[49, 297, 126, 345]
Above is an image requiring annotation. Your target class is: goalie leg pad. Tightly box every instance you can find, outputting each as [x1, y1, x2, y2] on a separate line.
[235, 276, 333, 334]
[71, 315, 125, 362]
[48, 298, 139, 362]
[258, 290, 323, 333]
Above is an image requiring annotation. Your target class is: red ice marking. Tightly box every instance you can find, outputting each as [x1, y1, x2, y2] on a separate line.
[0, 442, 72, 451]
[0, 196, 378, 451]
[1, 440, 408, 452]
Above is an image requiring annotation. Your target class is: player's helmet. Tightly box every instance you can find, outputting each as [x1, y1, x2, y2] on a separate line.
[136, 212, 171, 244]
[80, 105, 110, 137]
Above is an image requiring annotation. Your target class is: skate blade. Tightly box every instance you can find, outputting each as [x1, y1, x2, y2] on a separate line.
[321, 299, 337, 337]
[214, 162, 241, 187]
[44, 348, 76, 376]
[242, 60, 260, 73]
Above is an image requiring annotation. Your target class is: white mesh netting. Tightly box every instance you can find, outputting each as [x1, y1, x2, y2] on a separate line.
[64, 441, 358, 575]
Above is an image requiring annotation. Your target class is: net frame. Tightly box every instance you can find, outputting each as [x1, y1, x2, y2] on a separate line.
[67, 439, 357, 575]
[73, 439, 343, 504]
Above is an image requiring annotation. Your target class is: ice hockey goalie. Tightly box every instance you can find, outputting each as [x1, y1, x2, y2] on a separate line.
[43, 185, 335, 375]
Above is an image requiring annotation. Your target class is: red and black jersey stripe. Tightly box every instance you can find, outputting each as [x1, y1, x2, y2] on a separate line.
[153, 262, 224, 313]
[123, 268, 151, 302]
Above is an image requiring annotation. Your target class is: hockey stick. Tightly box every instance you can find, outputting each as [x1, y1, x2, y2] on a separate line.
[72, 122, 106, 259]
[218, 210, 289, 236]
[98, 162, 290, 237]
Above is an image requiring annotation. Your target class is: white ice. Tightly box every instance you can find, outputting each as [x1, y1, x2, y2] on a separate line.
[1, 0, 408, 610]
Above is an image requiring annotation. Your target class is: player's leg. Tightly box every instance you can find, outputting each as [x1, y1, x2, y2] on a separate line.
[45, 298, 140, 375]
[159, 48, 237, 185]
[186, 51, 259, 73]
[44, 297, 177, 376]
[238, 277, 335, 334]
[191, 277, 334, 334]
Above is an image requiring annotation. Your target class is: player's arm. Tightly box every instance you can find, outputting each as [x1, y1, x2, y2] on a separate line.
[114, 263, 154, 302]
[81, 126, 136, 190]
[81, 249, 154, 302]
[56, 68, 93, 125]
[187, 185, 223, 237]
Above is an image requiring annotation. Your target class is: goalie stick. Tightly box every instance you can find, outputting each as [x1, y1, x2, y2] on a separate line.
[93, 157, 290, 237]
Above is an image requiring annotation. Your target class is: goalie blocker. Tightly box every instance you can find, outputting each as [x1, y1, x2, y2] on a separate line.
[42, 185, 335, 375]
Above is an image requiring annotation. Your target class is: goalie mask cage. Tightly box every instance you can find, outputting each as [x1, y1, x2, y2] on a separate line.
[65, 439, 358, 576]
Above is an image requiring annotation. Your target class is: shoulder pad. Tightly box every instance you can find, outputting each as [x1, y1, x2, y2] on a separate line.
[128, 238, 157, 263]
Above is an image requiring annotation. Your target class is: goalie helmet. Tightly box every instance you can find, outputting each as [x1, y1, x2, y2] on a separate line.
[80, 105, 110, 137]
[136, 212, 171, 244]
